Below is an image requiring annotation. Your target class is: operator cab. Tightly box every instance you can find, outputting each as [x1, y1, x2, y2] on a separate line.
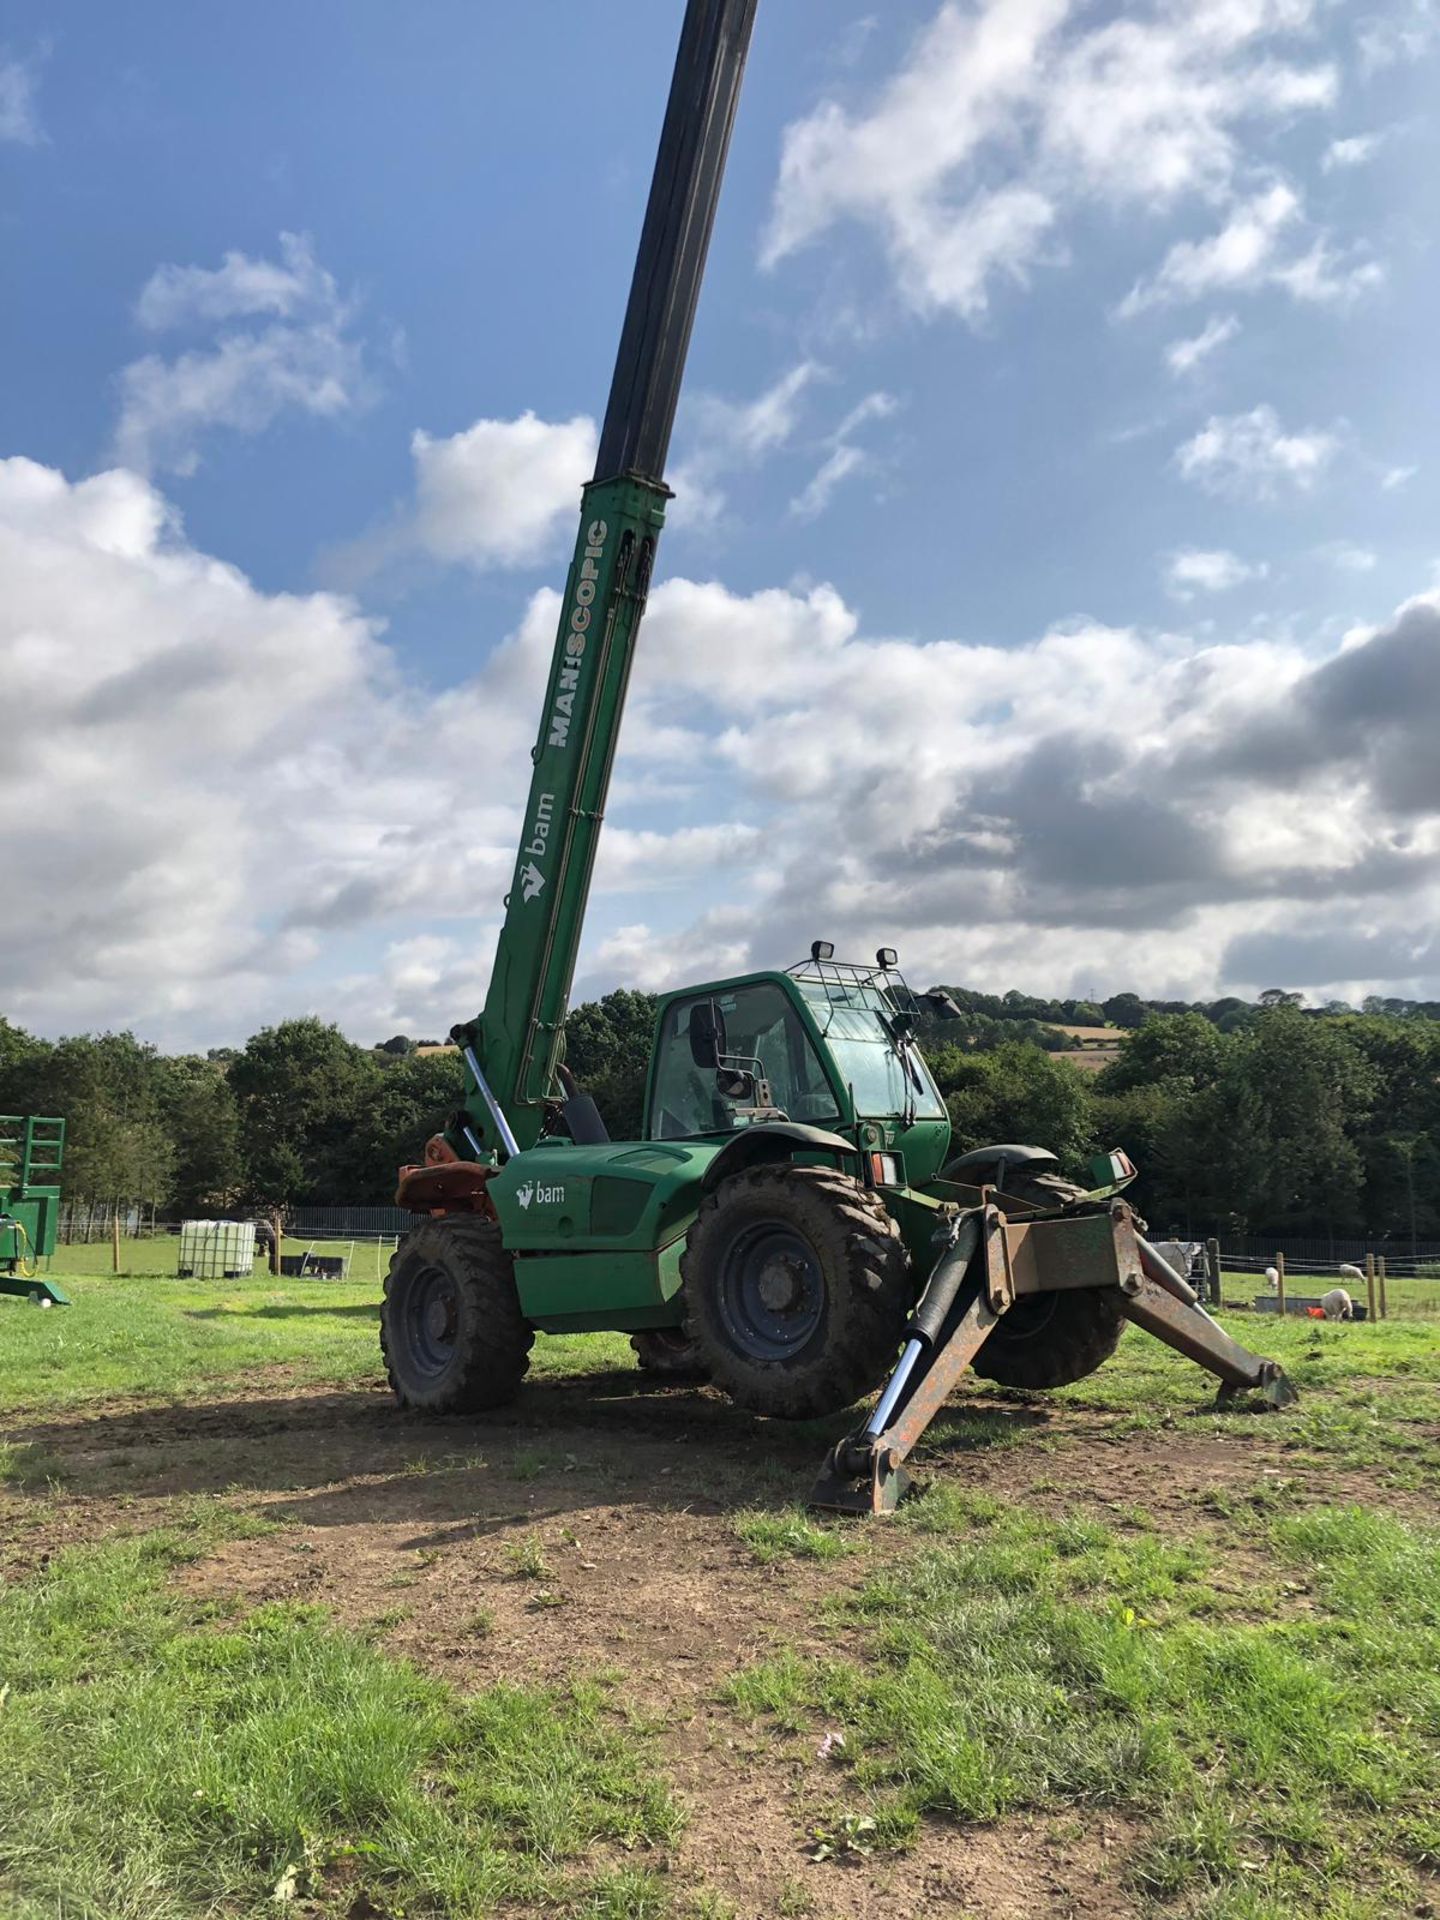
[644, 946, 950, 1142]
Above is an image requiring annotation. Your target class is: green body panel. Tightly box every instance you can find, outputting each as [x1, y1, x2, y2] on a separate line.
[1, 1115, 68, 1303]
[486, 1136, 710, 1326]
[461, 476, 669, 1154]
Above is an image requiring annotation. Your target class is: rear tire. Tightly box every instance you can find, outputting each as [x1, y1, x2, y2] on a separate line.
[943, 1161, 1127, 1390]
[680, 1164, 912, 1420]
[381, 1215, 533, 1412]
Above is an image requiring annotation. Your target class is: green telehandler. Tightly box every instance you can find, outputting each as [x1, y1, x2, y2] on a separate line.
[381, 0, 1294, 1510]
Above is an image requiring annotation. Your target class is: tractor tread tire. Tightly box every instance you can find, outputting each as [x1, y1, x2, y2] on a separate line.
[382, 1215, 533, 1413]
[943, 1162, 1127, 1390]
[680, 1164, 912, 1421]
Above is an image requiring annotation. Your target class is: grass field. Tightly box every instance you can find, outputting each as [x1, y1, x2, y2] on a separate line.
[3, 1248, 1438, 1917]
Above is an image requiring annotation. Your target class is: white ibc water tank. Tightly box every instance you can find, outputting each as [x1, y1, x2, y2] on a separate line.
[178, 1219, 256, 1279]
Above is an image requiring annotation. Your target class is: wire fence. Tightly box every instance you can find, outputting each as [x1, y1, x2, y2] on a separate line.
[45, 1212, 1440, 1314]
[49, 1222, 404, 1284]
[1219, 1234, 1440, 1276]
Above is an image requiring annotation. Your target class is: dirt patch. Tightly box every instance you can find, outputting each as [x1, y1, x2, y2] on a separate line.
[6, 1369, 1435, 1916]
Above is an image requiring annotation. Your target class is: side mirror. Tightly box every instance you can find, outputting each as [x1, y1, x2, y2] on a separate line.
[918, 990, 963, 1021]
[688, 1000, 726, 1068]
[716, 1066, 756, 1102]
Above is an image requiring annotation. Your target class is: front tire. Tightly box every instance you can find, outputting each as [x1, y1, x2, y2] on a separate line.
[680, 1164, 912, 1420]
[943, 1161, 1127, 1390]
[381, 1215, 533, 1412]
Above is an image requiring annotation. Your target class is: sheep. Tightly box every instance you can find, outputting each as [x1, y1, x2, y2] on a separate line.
[1264, 1265, 1280, 1291]
[1338, 1262, 1364, 1283]
[1320, 1287, 1354, 1321]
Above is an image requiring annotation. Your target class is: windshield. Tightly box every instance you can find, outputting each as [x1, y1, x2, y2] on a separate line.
[818, 1004, 947, 1120]
[647, 982, 841, 1140]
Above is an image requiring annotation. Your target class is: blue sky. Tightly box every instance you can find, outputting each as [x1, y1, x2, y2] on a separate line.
[2, 0, 1438, 1047]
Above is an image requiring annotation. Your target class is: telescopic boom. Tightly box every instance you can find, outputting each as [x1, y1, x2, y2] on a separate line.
[451, 0, 759, 1159]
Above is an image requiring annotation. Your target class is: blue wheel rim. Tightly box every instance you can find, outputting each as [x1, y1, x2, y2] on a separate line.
[716, 1220, 825, 1361]
[402, 1264, 458, 1380]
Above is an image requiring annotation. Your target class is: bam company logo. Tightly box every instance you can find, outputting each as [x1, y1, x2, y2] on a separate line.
[520, 862, 545, 903]
[515, 1182, 564, 1210]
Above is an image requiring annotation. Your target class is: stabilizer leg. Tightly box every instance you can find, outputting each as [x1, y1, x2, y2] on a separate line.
[1119, 1275, 1296, 1407]
[810, 1210, 1002, 1513]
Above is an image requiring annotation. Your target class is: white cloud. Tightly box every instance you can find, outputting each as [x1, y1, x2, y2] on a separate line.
[0, 51, 41, 144]
[7, 453, 1440, 1039]
[1119, 182, 1299, 313]
[329, 410, 596, 581]
[1322, 541, 1378, 573]
[1165, 313, 1240, 375]
[584, 582, 1440, 1012]
[1357, 0, 1437, 72]
[1165, 547, 1265, 596]
[1321, 132, 1384, 171]
[135, 231, 336, 330]
[0, 457, 823, 1042]
[1381, 464, 1417, 492]
[1119, 180, 1380, 314]
[789, 389, 898, 520]
[113, 235, 371, 475]
[790, 444, 866, 522]
[1175, 404, 1338, 497]
[764, 0, 1339, 324]
[409, 412, 596, 568]
[669, 363, 819, 529]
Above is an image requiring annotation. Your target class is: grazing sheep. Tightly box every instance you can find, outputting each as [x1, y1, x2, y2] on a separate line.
[1320, 1287, 1354, 1321]
[1338, 1262, 1364, 1283]
[1264, 1265, 1280, 1291]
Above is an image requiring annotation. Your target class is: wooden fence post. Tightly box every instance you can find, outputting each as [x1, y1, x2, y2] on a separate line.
[1205, 1237, 1221, 1305]
[1275, 1251, 1286, 1318]
[112, 1209, 121, 1274]
[1377, 1255, 1388, 1321]
[271, 1212, 283, 1278]
[1365, 1252, 1377, 1322]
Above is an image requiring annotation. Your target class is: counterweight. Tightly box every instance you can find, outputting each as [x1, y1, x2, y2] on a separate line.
[456, 0, 759, 1157]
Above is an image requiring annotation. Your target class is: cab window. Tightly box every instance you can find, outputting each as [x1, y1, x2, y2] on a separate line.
[647, 982, 840, 1140]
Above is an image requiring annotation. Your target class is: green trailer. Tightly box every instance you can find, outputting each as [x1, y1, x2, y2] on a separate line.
[0, 1115, 70, 1306]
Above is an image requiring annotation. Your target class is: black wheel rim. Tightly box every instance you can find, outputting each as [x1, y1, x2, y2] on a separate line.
[400, 1263, 459, 1381]
[716, 1219, 825, 1362]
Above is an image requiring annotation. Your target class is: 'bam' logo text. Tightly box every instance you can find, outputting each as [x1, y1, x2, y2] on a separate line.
[515, 1182, 565, 1210]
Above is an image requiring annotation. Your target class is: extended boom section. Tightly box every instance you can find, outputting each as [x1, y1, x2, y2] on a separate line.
[453, 0, 759, 1158]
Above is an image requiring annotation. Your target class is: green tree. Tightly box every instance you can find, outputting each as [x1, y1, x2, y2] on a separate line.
[344, 1051, 466, 1200]
[156, 1056, 242, 1217]
[933, 1042, 1093, 1172]
[1101, 992, 1149, 1029]
[228, 1019, 381, 1206]
[564, 989, 659, 1139]
[1096, 1012, 1228, 1097]
[1200, 1007, 1377, 1235]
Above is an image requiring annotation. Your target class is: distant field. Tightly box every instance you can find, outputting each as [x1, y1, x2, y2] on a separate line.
[1223, 1266, 1440, 1319]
